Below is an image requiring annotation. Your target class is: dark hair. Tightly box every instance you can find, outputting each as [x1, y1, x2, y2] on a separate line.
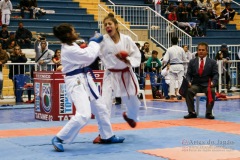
[53, 49, 61, 58]
[171, 37, 178, 45]
[152, 50, 158, 55]
[53, 23, 76, 44]
[215, 51, 223, 60]
[197, 42, 208, 52]
[135, 42, 140, 48]
[2, 24, 7, 28]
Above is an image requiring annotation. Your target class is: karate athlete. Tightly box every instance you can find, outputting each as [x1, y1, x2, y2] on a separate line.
[93, 13, 141, 143]
[51, 23, 125, 152]
[162, 37, 187, 100]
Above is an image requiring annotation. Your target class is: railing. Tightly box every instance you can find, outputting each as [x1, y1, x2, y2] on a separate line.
[98, 4, 192, 51]
[218, 60, 240, 93]
[232, 1, 240, 12]
[192, 44, 240, 60]
[98, 4, 138, 41]
[5, 62, 56, 79]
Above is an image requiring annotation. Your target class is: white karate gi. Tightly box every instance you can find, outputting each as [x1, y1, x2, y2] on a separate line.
[163, 45, 187, 96]
[183, 50, 193, 76]
[153, 0, 161, 15]
[99, 33, 141, 121]
[57, 42, 113, 143]
[0, 0, 12, 25]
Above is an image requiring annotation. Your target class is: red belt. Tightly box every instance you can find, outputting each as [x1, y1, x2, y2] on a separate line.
[108, 67, 138, 97]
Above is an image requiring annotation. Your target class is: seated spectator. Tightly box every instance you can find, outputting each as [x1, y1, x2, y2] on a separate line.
[52, 49, 62, 71]
[205, 0, 213, 11]
[186, 3, 193, 22]
[6, 39, 17, 54]
[8, 45, 28, 102]
[20, 0, 37, 19]
[144, 50, 161, 73]
[0, 24, 9, 49]
[6, 32, 16, 47]
[207, 8, 217, 29]
[197, 0, 206, 10]
[221, 4, 235, 21]
[197, 8, 209, 36]
[190, 0, 198, 11]
[164, 3, 175, 18]
[8, 45, 27, 80]
[15, 22, 32, 49]
[168, 9, 178, 26]
[176, 2, 193, 31]
[0, 0, 13, 26]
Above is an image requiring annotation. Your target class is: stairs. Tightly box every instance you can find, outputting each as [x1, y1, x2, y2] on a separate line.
[2, 66, 14, 97]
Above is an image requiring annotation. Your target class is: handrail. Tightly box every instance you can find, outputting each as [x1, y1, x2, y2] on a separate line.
[99, 4, 192, 51]
[98, 4, 138, 41]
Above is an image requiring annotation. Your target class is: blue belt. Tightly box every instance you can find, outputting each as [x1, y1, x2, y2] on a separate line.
[66, 67, 98, 99]
[66, 67, 96, 79]
[170, 63, 183, 65]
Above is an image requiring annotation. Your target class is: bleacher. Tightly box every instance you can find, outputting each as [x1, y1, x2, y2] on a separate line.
[2, 0, 101, 97]
[9, 0, 100, 51]
[107, 0, 240, 45]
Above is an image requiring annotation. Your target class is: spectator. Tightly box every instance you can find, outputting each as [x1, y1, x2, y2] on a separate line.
[197, 9, 209, 37]
[0, 43, 8, 64]
[197, 0, 206, 10]
[52, 49, 62, 71]
[15, 22, 32, 48]
[0, 0, 13, 26]
[20, 0, 37, 19]
[34, 36, 54, 71]
[8, 45, 27, 80]
[190, 0, 198, 11]
[6, 32, 17, 51]
[134, 42, 145, 76]
[8, 45, 28, 102]
[0, 24, 9, 49]
[182, 45, 193, 75]
[207, 8, 217, 29]
[184, 42, 218, 119]
[215, 50, 228, 92]
[0, 43, 9, 99]
[176, 2, 193, 31]
[221, 4, 235, 21]
[205, 0, 213, 11]
[164, 3, 175, 18]
[168, 9, 178, 26]
[6, 39, 17, 54]
[217, 43, 231, 90]
[144, 50, 161, 73]
[141, 42, 151, 60]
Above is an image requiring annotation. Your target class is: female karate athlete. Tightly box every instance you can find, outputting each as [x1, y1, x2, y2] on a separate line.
[51, 23, 125, 152]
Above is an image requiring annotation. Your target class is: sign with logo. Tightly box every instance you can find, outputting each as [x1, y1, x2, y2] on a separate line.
[41, 83, 52, 113]
[35, 82, 41, 112]
[59, 83, 73, 114]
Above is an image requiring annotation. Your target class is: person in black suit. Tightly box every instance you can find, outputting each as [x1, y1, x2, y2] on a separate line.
[184, 42, 219, 119]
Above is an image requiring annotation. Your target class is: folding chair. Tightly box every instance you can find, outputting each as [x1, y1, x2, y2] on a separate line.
[13, 74, 34, 103]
